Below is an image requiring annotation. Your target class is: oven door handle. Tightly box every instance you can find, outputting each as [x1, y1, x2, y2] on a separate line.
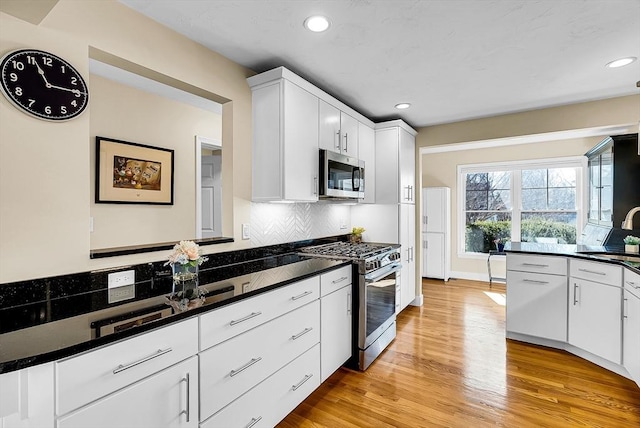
[365, 263, 402, 283]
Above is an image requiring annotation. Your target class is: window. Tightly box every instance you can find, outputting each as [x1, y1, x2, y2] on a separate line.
[459, 158, 585, 255]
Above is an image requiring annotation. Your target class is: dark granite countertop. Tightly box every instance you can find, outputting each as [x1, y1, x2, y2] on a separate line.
[0, 253, 349, 373]
[505, 242, 640, 274]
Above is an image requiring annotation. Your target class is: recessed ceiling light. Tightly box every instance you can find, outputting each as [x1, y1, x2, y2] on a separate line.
[395, 103, 411, 110]
[606, 57, 637, 68]
[304, 15, 330, 32]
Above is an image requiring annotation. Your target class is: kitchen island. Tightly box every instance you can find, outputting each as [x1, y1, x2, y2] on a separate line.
[504, 242, 640, 389]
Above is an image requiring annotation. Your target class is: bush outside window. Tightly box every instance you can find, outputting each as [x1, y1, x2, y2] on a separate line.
[461, 160, 583, 254]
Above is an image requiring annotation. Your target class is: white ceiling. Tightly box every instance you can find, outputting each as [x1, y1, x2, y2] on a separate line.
[119, 0, 640, 128]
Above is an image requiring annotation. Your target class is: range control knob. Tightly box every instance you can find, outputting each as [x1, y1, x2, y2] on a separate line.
[389, 252, 400, 261]
[366, 260, 380, 271]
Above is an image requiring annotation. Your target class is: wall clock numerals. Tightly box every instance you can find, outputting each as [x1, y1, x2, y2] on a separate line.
[0, 49, 89, 121]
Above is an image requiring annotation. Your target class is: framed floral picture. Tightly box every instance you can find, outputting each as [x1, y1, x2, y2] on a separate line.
[95, 136, 174, 204]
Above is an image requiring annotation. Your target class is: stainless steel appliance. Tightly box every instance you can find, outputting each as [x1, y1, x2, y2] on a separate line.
[319, 149, 364, 199]
[300, 241, 401, 370]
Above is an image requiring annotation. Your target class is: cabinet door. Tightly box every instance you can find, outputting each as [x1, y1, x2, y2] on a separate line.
[569, 278, 622, 364]
[357, 122, 375, 204]
[423, 232, 444, 279]
[623, 290, 640, 385]
[399, 204, 416, 310]
[282, 80, 319, 201]
[321, 285, 352, 382]
[374, 128, 399, 204]
[506, 271, 567, 341]
[318, 99, 340, 152]
[599, 151, 613, 224]
[588, 156, 600, 223]
[0, 363, 54, 428]
[340, 112, 359, 158]
[398, 128, 415, 203]
[57, 357, 198, 428]
[423, 187, 446, 233]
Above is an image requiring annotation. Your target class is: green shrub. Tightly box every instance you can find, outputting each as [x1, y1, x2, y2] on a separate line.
[465, 218, 576, 253]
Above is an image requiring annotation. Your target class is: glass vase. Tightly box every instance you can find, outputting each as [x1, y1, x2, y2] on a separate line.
[166, 263, 205, 312]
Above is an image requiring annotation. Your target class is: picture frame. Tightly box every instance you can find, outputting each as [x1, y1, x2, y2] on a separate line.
[95, 136, 174, 205]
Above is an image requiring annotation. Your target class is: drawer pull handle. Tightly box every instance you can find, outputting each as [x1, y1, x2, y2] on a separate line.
[521, 263, 549, 267]
[292, 374, 313, 391]
[578, 268, 606, 276]
[573, 283, 579, 305]
[626, 280, 640, 289]
[245, 416, 262, 428]
[291, 327, 313, 340]
[230, 357, 262, 377]
[291, 290, 313, 300]
[230, 312, 262, 326]
[332, 276, 349, 284]
[624, 298, 629, 319]
[180, 373, 190, 422]
[522, 279, 549, 285]
[113, 347, 172, 374]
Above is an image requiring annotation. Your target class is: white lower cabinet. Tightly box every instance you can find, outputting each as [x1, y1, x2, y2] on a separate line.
[201, 344, 320, 428]
[623, 269, 640, 386]
[506, 270, 567, 341]
[57, 356, 198, 428]
[569, 277, 622, 364]
[320, 284, 352, 382]
[199, 300, 320, 420]
[0, 362, 54, 428]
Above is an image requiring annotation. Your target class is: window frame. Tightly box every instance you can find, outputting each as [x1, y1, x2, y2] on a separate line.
[457, 156, 587, 259]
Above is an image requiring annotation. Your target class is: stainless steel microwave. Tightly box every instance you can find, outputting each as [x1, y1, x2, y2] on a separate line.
[319, 149, 364, 199]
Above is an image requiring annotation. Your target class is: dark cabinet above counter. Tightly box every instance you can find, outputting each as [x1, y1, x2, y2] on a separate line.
[586, 133, 639, 229]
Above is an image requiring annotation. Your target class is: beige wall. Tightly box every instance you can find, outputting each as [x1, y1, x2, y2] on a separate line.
[89, 74, 222, 250]
[415, 95, 640, 281]
[0, 1, 254, 282]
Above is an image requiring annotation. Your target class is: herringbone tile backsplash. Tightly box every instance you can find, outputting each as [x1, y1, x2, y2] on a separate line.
[250, 202, 351, 246]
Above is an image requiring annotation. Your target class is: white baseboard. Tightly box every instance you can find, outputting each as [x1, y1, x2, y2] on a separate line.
[448, 270, 489, 283]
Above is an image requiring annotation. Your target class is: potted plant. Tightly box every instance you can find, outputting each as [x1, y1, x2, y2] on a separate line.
[351, 227, 365, 243]
[624, 235, 640, 253]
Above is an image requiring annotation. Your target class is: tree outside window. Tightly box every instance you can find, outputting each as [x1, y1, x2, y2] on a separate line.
[463, 165, 579, 254]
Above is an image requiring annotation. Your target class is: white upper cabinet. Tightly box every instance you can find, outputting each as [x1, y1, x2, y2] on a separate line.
[357, 121, 375, 204]
[248, 67, 374, 202]
[374, 120, 417, 204]
[250, 78, 319, 202]
[319, 100, 359, 158]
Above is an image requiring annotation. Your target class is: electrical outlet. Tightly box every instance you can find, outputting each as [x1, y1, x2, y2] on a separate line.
[340, 218, 347, 230]
[108, 284, 135, 304]
[242, 223, 250, 240]
[108, 270, 135, 289]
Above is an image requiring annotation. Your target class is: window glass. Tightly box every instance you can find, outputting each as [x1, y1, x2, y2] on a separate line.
[462, 164, 581, 254]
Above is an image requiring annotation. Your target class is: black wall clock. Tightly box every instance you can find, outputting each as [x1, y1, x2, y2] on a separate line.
[0, 49, 89, 121]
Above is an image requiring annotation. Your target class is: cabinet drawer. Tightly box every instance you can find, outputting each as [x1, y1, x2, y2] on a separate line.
[200, 276, 319, 351]
[320, 265, 352, 297]
[57, 356, 198, 428]
[200, 300, 320, 420]
[201, 344, 320, 428]
[506, 254, 567, 276]
[624, 269, 640, 297]
[56, 317, 198, 416]
[570, 259, 622, 286]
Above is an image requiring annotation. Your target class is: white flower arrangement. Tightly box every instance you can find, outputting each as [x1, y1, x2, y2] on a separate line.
[165, 240, 208, 267]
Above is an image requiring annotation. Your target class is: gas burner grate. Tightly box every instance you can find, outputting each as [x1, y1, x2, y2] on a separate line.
[299, 241, 394, 260]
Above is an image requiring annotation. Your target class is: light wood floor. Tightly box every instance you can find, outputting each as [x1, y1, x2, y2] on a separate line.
[279, 278, 640, 427]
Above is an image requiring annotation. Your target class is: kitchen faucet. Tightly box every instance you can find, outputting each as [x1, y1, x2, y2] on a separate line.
[622, 206, 640, 230]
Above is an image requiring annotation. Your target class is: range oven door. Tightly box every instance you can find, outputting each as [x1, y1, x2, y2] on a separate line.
[359, 263, 401, 349]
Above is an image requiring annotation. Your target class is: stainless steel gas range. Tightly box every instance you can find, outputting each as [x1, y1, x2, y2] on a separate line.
[299, 241, 401, 370]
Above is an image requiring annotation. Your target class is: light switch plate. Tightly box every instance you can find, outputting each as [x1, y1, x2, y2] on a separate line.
[242, 223, 250, 240]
